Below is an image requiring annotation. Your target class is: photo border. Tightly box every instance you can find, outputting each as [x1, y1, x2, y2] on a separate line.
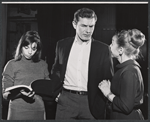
[0, 0, 149, 122]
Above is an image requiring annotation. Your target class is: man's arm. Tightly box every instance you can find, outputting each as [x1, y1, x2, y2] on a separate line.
[104, 46, 114, 80]
[50, 42, 63, 98]
[51, 42, 60, 80]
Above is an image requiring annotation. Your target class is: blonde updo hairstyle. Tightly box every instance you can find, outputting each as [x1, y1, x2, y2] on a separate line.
[117, 29, 145, 59]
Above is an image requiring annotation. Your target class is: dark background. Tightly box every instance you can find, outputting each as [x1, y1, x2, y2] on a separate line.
[1, 4, 148, 120]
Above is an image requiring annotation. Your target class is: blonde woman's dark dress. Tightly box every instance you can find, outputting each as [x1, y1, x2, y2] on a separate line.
[110, 60, 144, 120]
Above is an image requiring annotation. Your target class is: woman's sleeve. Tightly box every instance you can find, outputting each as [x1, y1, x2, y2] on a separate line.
[2, 61, 15, 93]
[112, 70, 138, 114]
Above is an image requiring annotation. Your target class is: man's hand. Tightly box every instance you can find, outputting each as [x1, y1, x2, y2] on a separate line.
[55, 93, 61, 102]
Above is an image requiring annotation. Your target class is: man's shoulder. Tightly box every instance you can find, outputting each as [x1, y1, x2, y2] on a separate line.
[58, 37, 74, 43]
[56, 37, 74, 48]
[93, 39, 109, 48]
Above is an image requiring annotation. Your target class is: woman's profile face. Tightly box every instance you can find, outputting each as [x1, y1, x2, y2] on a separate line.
[110, 35, 120, 58]
[22, 42, 37, 59]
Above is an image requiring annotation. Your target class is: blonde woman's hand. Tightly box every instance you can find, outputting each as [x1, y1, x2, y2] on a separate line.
[98, 80, 111, 97]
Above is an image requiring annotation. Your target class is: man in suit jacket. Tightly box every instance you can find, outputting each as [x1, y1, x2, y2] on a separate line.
[51, 8, 114, 119]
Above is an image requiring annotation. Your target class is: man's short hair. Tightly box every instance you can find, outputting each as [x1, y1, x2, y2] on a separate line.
[73, 8, 97, 23]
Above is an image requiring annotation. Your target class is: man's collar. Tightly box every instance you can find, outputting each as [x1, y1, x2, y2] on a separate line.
[74, 36, 91, 45]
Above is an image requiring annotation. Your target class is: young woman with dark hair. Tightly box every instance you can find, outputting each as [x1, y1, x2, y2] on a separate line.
[2, 30, 50, 120]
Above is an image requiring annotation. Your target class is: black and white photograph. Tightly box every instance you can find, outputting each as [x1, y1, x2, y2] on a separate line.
[1, 1, 149, 121]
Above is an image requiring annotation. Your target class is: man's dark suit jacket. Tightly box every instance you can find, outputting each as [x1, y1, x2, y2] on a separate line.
[51, 37, 114, 119]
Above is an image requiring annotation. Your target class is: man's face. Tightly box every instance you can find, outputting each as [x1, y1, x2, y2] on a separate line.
[73, 17, 96, 41]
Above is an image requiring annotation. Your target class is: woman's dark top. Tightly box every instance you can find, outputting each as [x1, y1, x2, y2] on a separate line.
[111, 60, 144, 119]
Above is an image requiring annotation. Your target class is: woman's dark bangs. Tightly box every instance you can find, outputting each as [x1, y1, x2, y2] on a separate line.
[22, 37, 35, 47]
[22, 40, 30, 47]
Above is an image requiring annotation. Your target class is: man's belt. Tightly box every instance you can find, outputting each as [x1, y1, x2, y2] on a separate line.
[63, 88, 88, 95]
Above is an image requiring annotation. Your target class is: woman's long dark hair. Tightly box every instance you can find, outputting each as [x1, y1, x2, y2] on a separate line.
[14, 30, 42, 62]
